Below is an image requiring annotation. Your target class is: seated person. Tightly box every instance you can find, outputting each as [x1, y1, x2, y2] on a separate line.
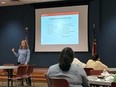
[72, 58, 86, 68]
[85, 54, 109, 70]
[47, 47, 89, 87]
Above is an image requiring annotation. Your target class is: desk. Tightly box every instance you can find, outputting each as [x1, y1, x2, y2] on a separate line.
[109, 68, 116, 74]
[88, 76, 113, 86]
[0, 66, 18, 87]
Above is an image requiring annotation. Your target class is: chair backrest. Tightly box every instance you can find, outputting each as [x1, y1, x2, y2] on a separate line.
[90, 70, 103, 75]
[111, 82, 116, 87]
[44, 73, 50, 87]
[51, 78, 70, 87]
[84, 68, 93, 76]
[26, 64, 34, 75]
[16, 65, 27, 77]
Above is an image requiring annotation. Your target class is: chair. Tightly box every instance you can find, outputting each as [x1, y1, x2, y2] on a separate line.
[25, 65, 34, 78]
[8, 65, 28, 87]
[90, 70, 103, 75]
[51, 78, 70, 87]
[44, 73, 50, 87]
[25, 64, 34, 86]
[111, 82, 116, 87]
[84, 68, 93, 76]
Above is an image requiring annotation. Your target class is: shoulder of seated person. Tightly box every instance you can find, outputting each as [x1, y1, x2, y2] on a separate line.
[95, 60, 102, 63]
[74, 58, 79, 60]
[87, 59, 93, 62]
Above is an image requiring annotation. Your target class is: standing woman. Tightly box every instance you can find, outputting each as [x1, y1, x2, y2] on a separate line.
[12, 40, 31, 86]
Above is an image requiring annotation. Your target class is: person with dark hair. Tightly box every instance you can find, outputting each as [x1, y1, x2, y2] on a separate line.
[47, 47, 89, 87]
[85, 54, 109, 70]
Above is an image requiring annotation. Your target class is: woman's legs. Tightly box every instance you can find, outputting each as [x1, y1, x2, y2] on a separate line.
[26, 77, 31, 86]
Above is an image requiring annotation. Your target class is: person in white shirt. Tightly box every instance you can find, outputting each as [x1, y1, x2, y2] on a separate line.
[85, 54, 109, 70]
[72, 58, 86, 68]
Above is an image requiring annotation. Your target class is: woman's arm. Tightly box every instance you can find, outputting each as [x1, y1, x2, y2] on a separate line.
[97, 61, 109, 70]
[12, 48, 18, 57]
[25, 49, 30, 64]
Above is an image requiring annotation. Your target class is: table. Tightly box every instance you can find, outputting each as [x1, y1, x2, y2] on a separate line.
[86, 68, 116, 87]
[0, 66, 18, 87]
[88, 75, 113, 86]
[109, 68, 116, 74]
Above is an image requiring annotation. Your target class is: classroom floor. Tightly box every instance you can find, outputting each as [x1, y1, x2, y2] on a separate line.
[0, 82, 48, 87]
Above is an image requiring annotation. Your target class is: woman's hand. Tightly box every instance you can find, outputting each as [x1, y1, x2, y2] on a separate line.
[12, 48, 15, 52]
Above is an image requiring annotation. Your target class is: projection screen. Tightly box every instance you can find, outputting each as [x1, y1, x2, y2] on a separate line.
[35, 5, 88, 52]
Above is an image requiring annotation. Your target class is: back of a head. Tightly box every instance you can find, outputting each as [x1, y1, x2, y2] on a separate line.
[59, 47, 74, 72]
[92, 54, 99, 61]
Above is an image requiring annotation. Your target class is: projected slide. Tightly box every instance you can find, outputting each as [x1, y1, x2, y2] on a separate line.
[41, 12, 79, 45]
[35, 5, 88, 52]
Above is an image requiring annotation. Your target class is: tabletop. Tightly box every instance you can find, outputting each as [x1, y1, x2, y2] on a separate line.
[88, 75, 114, 86]
[0, 66, 18, 69]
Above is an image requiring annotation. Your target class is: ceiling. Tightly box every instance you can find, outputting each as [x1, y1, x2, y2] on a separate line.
[0, 0, 62, 7]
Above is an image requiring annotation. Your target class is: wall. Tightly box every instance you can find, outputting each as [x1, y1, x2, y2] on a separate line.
[0, 0, 101, 67]
[0, 5, 35, 65]
[99, 0, 116, 67]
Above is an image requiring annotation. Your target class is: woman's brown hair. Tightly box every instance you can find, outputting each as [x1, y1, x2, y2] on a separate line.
[19, 40, 29, 49]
